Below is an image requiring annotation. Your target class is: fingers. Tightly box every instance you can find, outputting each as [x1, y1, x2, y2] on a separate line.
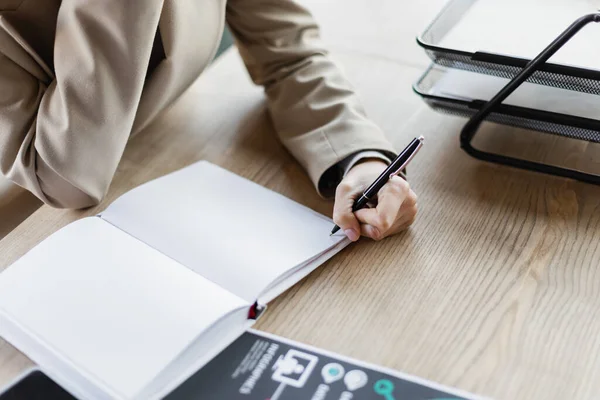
[355, 178, 418, 241]
[354, 176, 408, 230]
[332, 181, 362, 242]
[358, 204, 417, 240]
[332, 160, 419, 242]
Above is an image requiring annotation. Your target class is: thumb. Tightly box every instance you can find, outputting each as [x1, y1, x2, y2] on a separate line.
[332, 182, 361, 241]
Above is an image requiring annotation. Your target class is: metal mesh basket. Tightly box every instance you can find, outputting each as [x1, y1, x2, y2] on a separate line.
[417, 0, 600, 95]
[414, 65, 600, 143]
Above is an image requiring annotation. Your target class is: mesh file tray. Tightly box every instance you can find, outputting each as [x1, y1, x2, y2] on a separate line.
[414, 64, 600, 184]
[417, 0, 600, 95]
[416, 0, 600, 184]
[413, 64, 600, 144]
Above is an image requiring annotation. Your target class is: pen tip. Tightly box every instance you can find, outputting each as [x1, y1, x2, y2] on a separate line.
[329, 232, 334, 236]
[418, 135, 425, 142]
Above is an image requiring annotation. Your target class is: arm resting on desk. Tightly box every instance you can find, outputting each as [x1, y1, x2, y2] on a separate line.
[225, 0, 397, 197]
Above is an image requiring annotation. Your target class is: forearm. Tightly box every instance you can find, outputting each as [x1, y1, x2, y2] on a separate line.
[226, 0, 396, 196]
[263, 55, 397, 191]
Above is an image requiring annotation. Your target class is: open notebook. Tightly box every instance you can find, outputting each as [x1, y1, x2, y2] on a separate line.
[0, 161, 350, 400]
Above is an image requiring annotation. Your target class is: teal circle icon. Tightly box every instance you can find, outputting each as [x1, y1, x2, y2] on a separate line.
[374, 379, 395, 399]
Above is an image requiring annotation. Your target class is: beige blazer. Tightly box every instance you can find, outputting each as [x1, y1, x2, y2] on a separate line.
[0, 0, 395, 214]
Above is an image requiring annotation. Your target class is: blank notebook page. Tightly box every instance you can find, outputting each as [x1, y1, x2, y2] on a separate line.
[100, 162, 347, 303]
[0, 218, 247, 399]
[440, 0, 600, 71]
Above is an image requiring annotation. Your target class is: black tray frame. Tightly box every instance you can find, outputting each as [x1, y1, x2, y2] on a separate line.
[459, 13, 600, 184]
[417, 6, 600, 184]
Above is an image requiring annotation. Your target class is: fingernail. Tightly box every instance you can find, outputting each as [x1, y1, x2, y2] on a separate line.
[344, 229, 359, 241]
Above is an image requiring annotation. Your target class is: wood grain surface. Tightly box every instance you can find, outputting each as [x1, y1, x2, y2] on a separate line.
[1, 4, 600, 398]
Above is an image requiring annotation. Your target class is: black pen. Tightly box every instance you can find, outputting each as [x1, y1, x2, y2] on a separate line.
[330, 135, 424, 236]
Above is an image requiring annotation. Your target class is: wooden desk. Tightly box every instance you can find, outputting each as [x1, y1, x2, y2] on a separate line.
[1, 45, 600, 400]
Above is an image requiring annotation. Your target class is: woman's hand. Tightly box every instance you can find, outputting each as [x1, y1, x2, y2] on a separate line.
[333, 160, 418, 241]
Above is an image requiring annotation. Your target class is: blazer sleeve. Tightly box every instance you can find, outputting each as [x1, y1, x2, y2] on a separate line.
[225, 0, 397, 196]
[0, 0, 162, 208]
